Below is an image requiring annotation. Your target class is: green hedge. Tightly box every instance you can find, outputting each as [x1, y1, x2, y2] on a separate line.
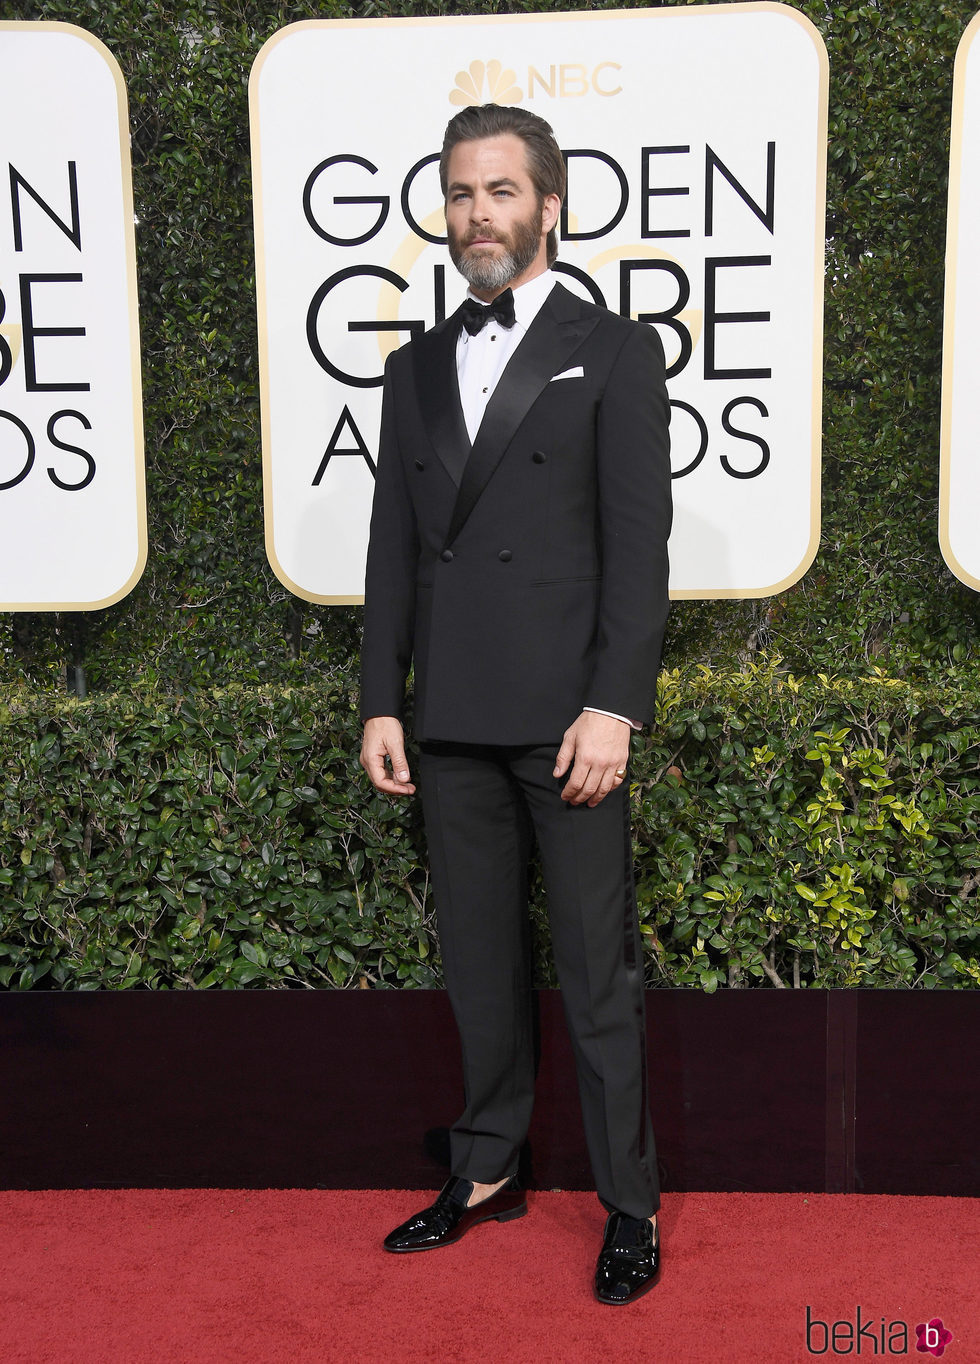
[637, 666, 980, 990]
[2, 668, 977, 990]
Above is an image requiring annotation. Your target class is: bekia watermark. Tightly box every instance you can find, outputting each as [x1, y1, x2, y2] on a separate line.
[805, 1307, 954, 1356]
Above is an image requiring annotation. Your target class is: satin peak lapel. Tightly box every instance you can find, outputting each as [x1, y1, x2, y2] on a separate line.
[412, 316, 470, 488]
[444, 286, 598, 547]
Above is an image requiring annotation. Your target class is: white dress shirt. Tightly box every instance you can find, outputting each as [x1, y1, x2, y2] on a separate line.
[454, 269, 639, 732]
[456, 269, 557, 443]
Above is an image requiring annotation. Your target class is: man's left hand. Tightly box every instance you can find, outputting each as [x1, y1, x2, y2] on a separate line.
[553, 711, 631, 807]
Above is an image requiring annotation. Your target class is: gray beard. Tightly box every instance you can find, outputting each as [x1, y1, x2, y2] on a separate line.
[456, 247, 523, 292]
[449, 210, 543, 293]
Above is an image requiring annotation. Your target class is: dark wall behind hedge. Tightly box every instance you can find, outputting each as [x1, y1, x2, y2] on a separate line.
[2, 0, 979, 691]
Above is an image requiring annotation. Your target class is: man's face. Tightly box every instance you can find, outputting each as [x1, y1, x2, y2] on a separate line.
[445, 134, 559, 298]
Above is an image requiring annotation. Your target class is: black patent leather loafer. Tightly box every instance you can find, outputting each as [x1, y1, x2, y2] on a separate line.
[383, 1176, 526, 1253]
[594, 1211, 661, 1304]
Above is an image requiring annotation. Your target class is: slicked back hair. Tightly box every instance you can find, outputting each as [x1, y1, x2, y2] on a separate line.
[440, 104, 566, 266]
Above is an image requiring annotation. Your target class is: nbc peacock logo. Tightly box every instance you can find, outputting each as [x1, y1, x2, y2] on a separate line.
[449, 59, 523, 107]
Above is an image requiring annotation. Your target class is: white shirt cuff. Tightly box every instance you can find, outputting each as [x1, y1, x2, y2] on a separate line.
[583, 706, 642, 731]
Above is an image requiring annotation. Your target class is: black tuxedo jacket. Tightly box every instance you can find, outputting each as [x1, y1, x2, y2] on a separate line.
[359, 281, 672, 745]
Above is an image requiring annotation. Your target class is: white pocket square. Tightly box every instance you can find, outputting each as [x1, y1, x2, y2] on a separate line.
[550, 366, 584, 382]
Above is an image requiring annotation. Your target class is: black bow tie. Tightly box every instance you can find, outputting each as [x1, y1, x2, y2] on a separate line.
[460, 289, 517, 336]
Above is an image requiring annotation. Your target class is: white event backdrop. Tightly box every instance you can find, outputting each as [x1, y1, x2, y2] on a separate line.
[250, 3, 827, 603]
[0, 22, 145, 611]
[941, 10, 980, 592]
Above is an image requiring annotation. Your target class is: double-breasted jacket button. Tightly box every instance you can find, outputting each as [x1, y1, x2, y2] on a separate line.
[532, 450, 547, 464]
[440, 549, 454, 563]
[498, 549, 512, 562]
[414, 459, 425, 471]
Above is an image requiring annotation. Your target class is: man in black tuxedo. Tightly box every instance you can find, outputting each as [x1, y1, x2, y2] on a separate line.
[359, 103, 671, 1305]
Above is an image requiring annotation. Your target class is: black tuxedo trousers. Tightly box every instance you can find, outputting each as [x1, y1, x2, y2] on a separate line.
[419, 740, 660, 1219]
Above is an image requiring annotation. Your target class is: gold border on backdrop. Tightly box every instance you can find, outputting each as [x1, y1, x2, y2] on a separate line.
[250, 2, 828, 605]
[0, 21, 147, 613]
[939, 10, 980, 593]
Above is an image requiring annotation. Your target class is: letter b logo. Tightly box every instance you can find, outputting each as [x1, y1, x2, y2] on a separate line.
[806, 1306, 828, 1354]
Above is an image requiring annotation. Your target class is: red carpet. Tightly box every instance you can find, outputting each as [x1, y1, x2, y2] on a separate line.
[0, 1190, 975, 1361]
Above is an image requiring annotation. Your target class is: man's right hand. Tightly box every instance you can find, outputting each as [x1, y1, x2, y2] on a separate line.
[360, 716, 416, 796]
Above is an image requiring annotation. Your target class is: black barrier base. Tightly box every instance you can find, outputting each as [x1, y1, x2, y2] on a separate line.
[0, 990, 976, 1194]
